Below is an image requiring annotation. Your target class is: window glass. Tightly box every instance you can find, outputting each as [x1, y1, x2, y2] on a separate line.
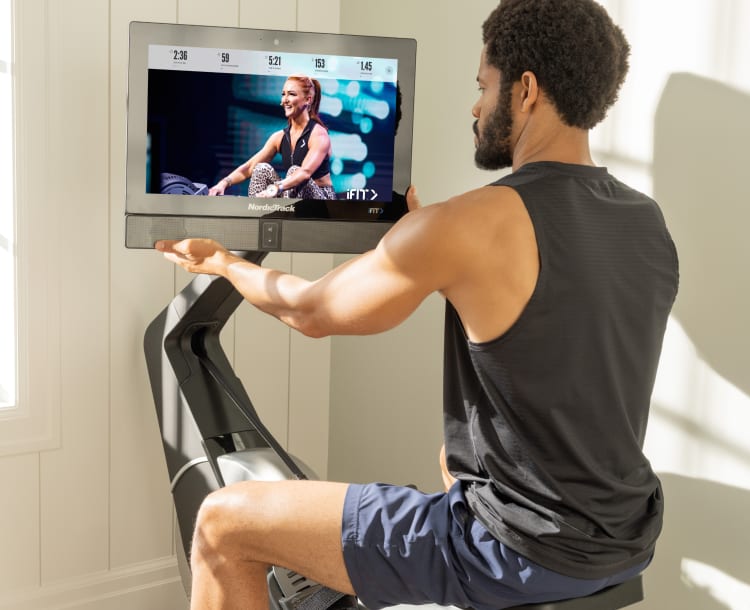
[0, 0, 15, 409]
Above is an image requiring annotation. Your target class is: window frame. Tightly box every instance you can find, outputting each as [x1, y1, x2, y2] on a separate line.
[0, 0, 61, 456]
[0, 0, 15, 410]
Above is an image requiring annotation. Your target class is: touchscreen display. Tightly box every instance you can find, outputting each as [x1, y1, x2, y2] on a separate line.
[125, 22, 416, 251]
[146, 43, 400, 214]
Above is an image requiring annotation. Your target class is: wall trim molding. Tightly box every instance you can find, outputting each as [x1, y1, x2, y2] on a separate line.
[0, 556, 186, 610]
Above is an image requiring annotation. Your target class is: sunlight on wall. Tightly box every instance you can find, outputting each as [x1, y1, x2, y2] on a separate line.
[682, 559, 750, 610]
[591, 0, 750, 193]
[647, 318, 750, 490]
[607, 0, 730, 163]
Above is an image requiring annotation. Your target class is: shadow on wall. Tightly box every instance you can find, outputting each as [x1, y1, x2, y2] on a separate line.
[645, 73, 750, 609]
[647, 474, 750, 609]
[654, 73, 750, 397]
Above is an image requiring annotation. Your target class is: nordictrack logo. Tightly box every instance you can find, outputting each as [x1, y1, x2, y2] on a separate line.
[248, 202, 296, 213]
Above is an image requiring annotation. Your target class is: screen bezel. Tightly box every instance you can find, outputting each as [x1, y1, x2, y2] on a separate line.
[125, 21, 416, 252]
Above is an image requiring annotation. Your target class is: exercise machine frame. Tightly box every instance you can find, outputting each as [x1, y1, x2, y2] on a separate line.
[144, 251, 354, 609]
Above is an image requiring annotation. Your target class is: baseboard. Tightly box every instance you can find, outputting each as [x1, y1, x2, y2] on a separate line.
[0, 556, 187, 610]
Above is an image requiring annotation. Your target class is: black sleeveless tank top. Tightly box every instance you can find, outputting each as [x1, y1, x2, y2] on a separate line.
[443, 162, 678, 578]
[280, 118, 330, 180]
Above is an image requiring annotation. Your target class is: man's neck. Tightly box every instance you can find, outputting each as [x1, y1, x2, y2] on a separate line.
[511, 108, 595, 171]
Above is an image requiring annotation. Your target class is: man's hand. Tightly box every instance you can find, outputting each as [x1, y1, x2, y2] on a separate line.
[155, 238, 240, 276]
[440, 444, 458, 492]
[406, 185, 421, 212]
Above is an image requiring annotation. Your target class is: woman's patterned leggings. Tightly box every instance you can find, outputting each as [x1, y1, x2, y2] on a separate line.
[248, 162, 336, 200]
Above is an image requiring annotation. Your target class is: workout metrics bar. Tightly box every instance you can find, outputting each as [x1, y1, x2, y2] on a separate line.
[148, 44, 398, 83]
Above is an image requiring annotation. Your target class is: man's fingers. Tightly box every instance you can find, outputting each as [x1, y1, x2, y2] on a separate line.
[155, 239, 181, 253]
[406, 185, 421, 211]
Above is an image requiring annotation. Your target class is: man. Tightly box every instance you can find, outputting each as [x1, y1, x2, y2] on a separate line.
[156, 1, 678, 608]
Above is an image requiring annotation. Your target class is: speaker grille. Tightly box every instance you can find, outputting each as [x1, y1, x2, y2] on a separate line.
[126, 215, 261, 250]
[281, 220, 390, 253]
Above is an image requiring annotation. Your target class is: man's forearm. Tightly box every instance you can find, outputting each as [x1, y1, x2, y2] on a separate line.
[224, 259, 322, 337]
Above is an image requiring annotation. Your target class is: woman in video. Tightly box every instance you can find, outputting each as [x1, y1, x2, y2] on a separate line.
[208, 74, 336, 200]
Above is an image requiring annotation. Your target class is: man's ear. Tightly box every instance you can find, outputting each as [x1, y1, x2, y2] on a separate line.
[519, 71, 539, 112]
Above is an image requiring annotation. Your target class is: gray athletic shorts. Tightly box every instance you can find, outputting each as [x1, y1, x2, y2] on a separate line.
[341, 482, 650, 610]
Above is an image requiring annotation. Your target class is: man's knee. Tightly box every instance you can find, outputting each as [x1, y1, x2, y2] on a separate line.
[193, 487, 230, 557]
[193, 482, 264, 558]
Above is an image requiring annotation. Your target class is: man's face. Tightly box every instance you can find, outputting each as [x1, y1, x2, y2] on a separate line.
[472, 48, 514, 170]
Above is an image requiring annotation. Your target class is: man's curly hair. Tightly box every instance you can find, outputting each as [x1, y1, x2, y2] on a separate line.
[482, 0, 630, 129]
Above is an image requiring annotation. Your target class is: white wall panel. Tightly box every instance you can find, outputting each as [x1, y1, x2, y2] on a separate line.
[109, 0, 182, 570]
[39, 0, 112, 584]
[287, 253, 333, 478]
[298, 0, 340, 33]
[0, 557, 185, 610]
[240, 0, 297, 30]
[0, 454, 39, 593]
[178, 0, 238, 26]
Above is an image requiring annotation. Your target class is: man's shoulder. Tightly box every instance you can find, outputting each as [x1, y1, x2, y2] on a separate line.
[417, 183, 521, 212]
[383, 185, 529, 262]
[435, 184, 527, 229]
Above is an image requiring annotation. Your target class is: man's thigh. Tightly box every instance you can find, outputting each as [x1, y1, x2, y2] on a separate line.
[196, 479, 354, 595]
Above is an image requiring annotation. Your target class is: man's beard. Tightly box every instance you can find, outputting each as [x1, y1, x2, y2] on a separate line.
[474, 84, 514, 170]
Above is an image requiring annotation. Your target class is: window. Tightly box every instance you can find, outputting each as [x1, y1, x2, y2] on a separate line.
[0, 0, 14, 410]
[0, 0, 59, 455]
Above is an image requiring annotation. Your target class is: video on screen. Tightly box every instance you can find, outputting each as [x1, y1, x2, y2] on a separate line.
[145, 44, 401, 215]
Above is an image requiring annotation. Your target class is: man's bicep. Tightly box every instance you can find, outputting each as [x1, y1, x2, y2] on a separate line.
[310, 210, 451, 335]
[311, 246, 433, 335]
